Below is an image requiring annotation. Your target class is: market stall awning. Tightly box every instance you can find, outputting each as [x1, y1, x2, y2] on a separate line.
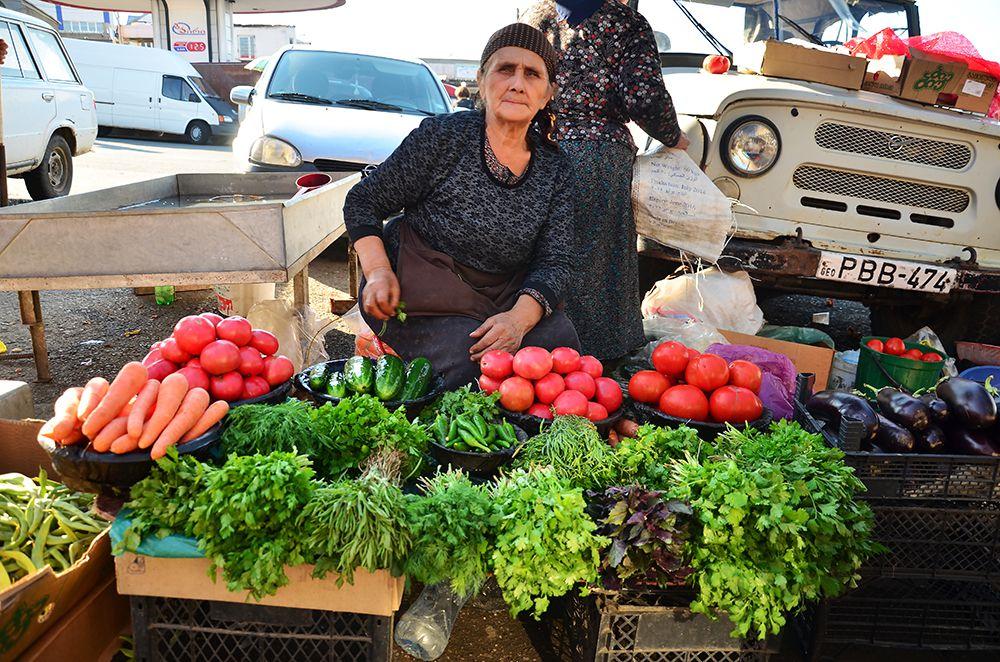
[47, 0, 345, 12]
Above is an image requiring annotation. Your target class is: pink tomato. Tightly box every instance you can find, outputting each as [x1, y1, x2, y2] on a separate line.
[262, 355, 294, 386]
[238, 346, 265, 376]
[513, 347, 553, 381]
[200, 313, 224, 327]
[550, 347, 582, 375]
[552, 390, 589, 417]
[594, 377, 623, 413]
[216, 316, 253, 347]
[146, 359, 178, 382]
[241, 376, 271, 400]
[199, 340, 241, 376]
[173, 316, 216, 355]
[564, 371, 596, 400]
[528, 403, 554, 420]
[534, 372, 566, 405]
[586, 402, 610, 422]
[579, 355, 603, 379]
[177, 366, 211, 392]
[249, 329, 279, 356]
[141, 348, 163, 368]
[478, 374, 502, 394]
[210, 372, 244, 402]
[499, 376, 534, 412]
[480, 350, 515, 380]
[159, 337, 191, 364]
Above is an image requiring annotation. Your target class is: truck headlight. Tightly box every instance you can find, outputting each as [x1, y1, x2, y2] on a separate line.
[721, 117, 780, 177]
[250, 136, 301, 168]
[218, 114, 234, 123]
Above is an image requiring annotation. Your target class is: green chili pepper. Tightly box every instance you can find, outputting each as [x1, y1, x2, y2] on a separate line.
[453, 442, 470, 452]
[434, 415, 449, 443]
[447, 418, 459, 443]
[471, 414, 489, 439]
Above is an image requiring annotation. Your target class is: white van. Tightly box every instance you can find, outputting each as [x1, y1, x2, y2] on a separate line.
[65, 39, 237, 145]
[1, 8, 97, 200]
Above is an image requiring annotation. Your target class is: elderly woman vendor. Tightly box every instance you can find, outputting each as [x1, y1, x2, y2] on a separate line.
[343, 24, 580, 389]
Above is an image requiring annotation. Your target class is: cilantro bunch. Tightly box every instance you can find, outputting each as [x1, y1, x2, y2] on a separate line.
[610, 424, 708, 489]
[423, 386, 501, 424]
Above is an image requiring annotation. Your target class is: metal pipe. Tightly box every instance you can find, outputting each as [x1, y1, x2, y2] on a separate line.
[773, 0, 781, 39]
[203, 0, 214, 62]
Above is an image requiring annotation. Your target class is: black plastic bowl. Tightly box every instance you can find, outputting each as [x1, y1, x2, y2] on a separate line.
[428, 424, 528, 476]
[44, 422, 224, 498]
[294, 358, 445, 420]
[499, 406, 624, 438]
[632, 401, 773, 440]
[229, 379, 292, 408]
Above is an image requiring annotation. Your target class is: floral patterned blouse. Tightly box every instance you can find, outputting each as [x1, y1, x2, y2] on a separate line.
[524, 0, 682, 150]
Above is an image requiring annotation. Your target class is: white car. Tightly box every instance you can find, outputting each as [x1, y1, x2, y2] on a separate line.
[1, 7, 97, 199]
[231, 46, 452, 173]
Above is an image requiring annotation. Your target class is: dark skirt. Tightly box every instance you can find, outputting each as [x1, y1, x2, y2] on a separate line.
[560, 140, 645, 361]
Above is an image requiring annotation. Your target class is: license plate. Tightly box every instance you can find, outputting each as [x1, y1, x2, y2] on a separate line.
[816, 252, 957, 293]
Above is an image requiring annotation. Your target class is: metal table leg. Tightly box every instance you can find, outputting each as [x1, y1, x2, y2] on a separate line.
[18, 291, 51, 383]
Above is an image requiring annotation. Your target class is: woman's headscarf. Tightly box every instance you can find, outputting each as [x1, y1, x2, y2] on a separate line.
[555, 0, 605, 27]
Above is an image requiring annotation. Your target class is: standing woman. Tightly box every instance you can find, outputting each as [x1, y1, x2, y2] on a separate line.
[524, 0, 688, 363]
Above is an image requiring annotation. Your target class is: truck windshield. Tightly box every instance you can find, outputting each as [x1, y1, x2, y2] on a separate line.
[189, 76, 221, 99]
[642, 0, 913, 57]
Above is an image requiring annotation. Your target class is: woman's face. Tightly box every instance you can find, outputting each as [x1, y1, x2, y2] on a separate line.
[479, 46, 554, 125]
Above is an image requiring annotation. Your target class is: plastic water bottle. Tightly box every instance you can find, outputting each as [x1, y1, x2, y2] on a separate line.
[394, 582, 472, 660]
[154, 286, 175, 306]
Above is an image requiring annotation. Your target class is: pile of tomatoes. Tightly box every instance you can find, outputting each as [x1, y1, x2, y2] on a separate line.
[478, 347, 624, 423]
[142, 314, 295, 403]
[865, 337, 943, 363]
[628, 341, 765, 424]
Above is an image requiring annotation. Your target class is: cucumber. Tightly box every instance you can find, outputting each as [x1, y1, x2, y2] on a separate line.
[400, 357, 433, 401]
[343, 356, 374, 394]
[325, 372, 348, 398]
[307, 364, 331, 392]
[374, 355, 406, 401]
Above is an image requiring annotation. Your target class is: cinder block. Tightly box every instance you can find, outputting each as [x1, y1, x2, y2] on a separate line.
[0, 380, 35, 420]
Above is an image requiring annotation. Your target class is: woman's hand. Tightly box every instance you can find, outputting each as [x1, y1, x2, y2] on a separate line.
[469, 296, 544, 362]
[673, 133, 690, 151]
[362, 266, 401, 321]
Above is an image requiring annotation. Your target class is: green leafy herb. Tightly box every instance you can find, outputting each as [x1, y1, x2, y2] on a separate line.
[424, 386, 501, 423]
[610, 424, 708, 489]
[220, 399, 318, 457]
[513, 415, 616, 490]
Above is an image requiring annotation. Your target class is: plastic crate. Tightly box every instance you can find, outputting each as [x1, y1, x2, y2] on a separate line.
[130, 596, 393, 662]
[528, 589, 780, 662]
[802, 577, 1000, 659]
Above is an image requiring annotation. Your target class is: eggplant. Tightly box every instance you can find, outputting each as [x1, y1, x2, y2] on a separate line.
[918, 393, 950, 425]
[945, 425, 1000, 457]
[806, 390, 879, 441]
[915, 425, 946, 453]
[875, 414, 915, 453]
[936, 379, 997, 430]
[876, 388, 931, 432]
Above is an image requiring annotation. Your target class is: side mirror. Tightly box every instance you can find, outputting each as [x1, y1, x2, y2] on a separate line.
[231, 86, 254, 105]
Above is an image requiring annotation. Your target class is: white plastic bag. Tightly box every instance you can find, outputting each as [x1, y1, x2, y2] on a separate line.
[632, 146, 734, 262]
[641, 312, 727, 353]
[905, 326, 958, 378]
[246, 300, 330, 371]
[641, 267, 765, 335]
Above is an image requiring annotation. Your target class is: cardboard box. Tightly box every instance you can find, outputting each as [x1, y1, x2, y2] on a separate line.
[861, 49, 997, 114]
[115, 554, 405, 617]
[0, 419, 117, 662]
[719, 329, 834, 391]
[954, 69, 1000, 114]
[759, 40, 866, 90]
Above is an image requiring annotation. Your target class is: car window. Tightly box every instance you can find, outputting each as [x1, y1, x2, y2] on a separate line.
[163, 75, 198, 102]
[1, 21, 40, 79]
[8, 23, 41, 80]
[26, 27, 76, 82]
[0, 22, 23, 78]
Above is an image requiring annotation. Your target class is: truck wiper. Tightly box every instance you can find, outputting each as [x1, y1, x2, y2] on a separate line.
[778, 13, 825, 46]
[270, 92, 333, 105]
[671, 0, 731, 58]
[335, 99, 434, 116]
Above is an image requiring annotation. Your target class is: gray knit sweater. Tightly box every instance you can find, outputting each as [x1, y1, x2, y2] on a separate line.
[343, 111, 576, 310]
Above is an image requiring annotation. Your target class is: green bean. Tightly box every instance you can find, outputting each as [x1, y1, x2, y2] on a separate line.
[31, 515, 54, 570]
[48, 548, 70, 572]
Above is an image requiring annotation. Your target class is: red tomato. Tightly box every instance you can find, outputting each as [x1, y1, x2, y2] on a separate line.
[185, 358, 203, 370]
[922, 352, 944, 363]
[727, 360, 762, 394]
[150, 341, 163, 351]
[579, 355, 604, 379]
[513, 347, 553, 381]
[146, 359, 178, 382]
[534, 373, 566, 405]
[241, 376, 271, 400]
[478, 374, 501, 394]
[216, 316, 253, 347]
[651, 341, 689, 378]
[249, 329, 280, 356]
[687, 348, 701, 362]
[550, 347, 582, 374]
[685, 354, 730, 393]
[702, 54, 732, 74]
[480, 350, 514, 380]
[499, 376, 534, 412]
[629, 370, 670, 404]
[142, 348, 163, 368]
[553, 390, 589, 417]
[199, 340, 241, 376]
[658, 385, 710, 422]
[210, 372, 245, 402]
[594, 377, 623, 414]
[884, 337, 905, 356]
[262, 355, 295, 386]
[586, 402, 610, 422]
[173, 316, 216, 355]
[200, 313, 223, 327]
[159, 337, 191, 364]
[564, 371, 596, 400]
[709, 386, 763, 424]
[902, 349, 924, 361]
[865, 339, 884, 353]
[238, 346, 265, 376]
[528, 403, 554, 420]
[177, 366, 211, 393]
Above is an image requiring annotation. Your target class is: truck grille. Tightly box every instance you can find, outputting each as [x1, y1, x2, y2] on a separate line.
[815, 122, 972, 170]
[792, 165, 971, 213]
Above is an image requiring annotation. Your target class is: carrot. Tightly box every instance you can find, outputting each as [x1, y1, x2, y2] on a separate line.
[181, 400, 230, 443]
[49, 387, 84, 442]
[54, 387, 85, 416]
[151, 388, 210, 460]
[61, 429, 85, 446]
[82, 362, 148, 440]
[76, 377, 110, 422]
[110, 433, 141, 455]
[127, 379, 160, 440]
[91, 416, 129, 453]
[138, 373, 189, 449]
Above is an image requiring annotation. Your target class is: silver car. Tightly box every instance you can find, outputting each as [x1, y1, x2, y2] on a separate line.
[231, 46, 452, 173]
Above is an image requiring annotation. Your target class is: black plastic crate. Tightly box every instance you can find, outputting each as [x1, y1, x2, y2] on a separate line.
[130, 596, 393, 662]
[528, 588, 780, 662]
[802, 577, 1000, 659]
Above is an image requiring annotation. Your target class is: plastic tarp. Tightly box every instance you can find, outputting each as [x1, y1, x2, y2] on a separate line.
[110, 509, 203, 558]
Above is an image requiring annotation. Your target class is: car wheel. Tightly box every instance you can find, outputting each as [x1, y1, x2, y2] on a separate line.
[24, 135, 73, 200]
[186, 121, 211, 145]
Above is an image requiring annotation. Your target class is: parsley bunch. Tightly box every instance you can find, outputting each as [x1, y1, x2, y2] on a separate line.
[423, 386, 501, 423]
[610, 424, 708, 489]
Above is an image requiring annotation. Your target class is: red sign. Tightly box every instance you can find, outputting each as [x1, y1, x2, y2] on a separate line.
[173, 41, 207, 53]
